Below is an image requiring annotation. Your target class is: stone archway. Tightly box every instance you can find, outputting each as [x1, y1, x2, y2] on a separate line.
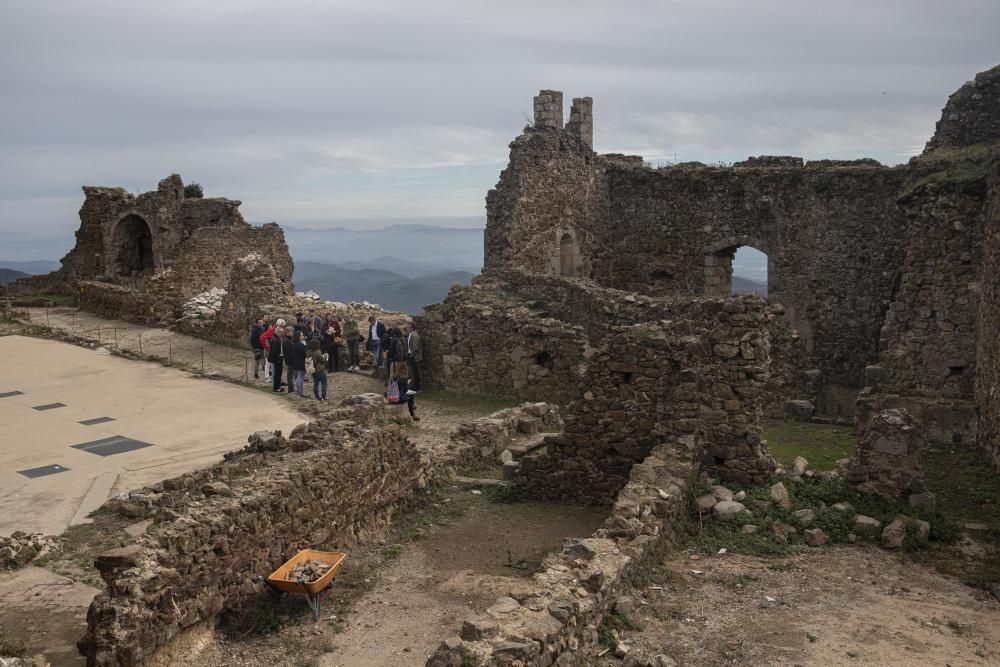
[703, 236, 771, 299]
[112, 214, 155, 277]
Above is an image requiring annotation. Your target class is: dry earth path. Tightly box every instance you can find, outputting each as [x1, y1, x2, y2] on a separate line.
[593, 545, 1000, 666]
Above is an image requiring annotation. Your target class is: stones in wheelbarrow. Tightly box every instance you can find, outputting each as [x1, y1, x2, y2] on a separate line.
[285, 559, 332, 583]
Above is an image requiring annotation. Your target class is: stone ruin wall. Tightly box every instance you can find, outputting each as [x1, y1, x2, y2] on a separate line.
[79, 397, 430, 666]
[10, 174, 295, 328]
[978, 157, 1000, 467]
[417, 268, 805, 417]
[483, 94, 909, 417]
[517, 295, 776, 504]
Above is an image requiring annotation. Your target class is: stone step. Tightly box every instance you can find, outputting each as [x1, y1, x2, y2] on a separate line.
[452, 475, 508, 488]
[506, 433, 550, 457]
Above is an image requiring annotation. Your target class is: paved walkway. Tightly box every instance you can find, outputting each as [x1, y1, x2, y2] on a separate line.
[0, 335, 305, 535]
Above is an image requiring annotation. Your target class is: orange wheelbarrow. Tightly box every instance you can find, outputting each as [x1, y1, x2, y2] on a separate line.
[263, 549, 347, 621]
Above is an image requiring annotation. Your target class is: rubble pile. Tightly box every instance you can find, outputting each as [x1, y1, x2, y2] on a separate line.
[178, 287, 227, 320]
[0, 532, 58, 570]
[285, 559, 331, 583]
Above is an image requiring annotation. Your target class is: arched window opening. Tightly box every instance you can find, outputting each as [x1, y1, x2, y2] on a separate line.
[112, 215, 155, 278]
[731, 246, 768, 297]
[704, 242, 768, 298]
[559, 233, 576, 277]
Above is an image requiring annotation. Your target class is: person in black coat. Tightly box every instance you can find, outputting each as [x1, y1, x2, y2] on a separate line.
[366, 316, 387, 372]
[249, 319, 265, 379]
[268, 327, 287, 392]
[290, 330, 308, 397]
[282, 327, 296, 392]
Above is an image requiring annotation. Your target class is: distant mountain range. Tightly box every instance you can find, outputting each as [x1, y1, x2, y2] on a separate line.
[732, 276, 768, 296]
[0, 259, 60, 275]
[0, 268, 30, 285]
[294, 258, 473, 314]
[282, 223, 484, 273]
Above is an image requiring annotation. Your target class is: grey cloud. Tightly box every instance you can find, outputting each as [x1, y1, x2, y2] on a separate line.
[0, 0, 997, 238]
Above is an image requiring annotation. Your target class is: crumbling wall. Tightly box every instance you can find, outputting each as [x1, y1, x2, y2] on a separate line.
[925, 65, 1000, 152]
[978, 156, 1000, 467]
[483, 90, 908, 417]
[518, 296, 776, 504]
[417, 282, 587, 404]
[79, 400, 429, 666]
[10, 175, 295, 330]
[877, 155, 990, 398]
[428, 427, 696, 666]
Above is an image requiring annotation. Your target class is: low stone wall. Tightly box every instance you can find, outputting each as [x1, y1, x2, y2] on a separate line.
[448, 403, 560, 471]
[417, 282, 586, 403]
[78, 398, 430, 666]
[427, 437, 695, 666]
[518, 296, 777, 504]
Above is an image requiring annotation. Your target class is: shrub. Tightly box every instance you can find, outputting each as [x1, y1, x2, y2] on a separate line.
[184, 182, 204, 198]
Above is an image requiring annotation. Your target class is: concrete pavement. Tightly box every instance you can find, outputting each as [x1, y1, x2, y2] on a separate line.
[0, 335, 305, 535]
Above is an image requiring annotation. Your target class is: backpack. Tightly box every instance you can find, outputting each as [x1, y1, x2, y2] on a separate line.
[386, 380, 401, 404]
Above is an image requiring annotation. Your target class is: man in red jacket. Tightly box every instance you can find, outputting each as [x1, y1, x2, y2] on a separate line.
[259, 318, 285, 383]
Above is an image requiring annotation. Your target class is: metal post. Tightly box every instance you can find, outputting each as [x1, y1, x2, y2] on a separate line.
[201, 348, 205, 372]
[138, 333, 142, 355]
[114, 328, 118, 347]
[46, 310, 50, 326]
[71, 313, 76, 327]
[169, 340, 173, 363]
[97, 325, 101, 343]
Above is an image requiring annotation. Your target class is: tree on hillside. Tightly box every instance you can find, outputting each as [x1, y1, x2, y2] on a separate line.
[184, 182, 204, 198]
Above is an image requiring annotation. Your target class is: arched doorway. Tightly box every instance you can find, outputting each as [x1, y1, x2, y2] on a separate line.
[703, 237, 770, 299]
[112, 214, 155, 277]
[559, 233, 576, 277]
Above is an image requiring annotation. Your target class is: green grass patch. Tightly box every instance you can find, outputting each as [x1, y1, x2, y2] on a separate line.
[12, 293, 78, 307]
[922, 448, 1000, 530]
[419, 389, 519, 416]
[763, 418, 856, 470]
[488, 483, 526, 504]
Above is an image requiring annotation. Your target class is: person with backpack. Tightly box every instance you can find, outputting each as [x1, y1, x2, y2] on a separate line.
[307, 338, 329, 401]
[384, 327, 405, 387]
[385, 360, 419, 421]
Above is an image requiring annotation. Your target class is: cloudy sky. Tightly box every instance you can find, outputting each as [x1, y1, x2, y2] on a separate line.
[1, 0, 998, 253]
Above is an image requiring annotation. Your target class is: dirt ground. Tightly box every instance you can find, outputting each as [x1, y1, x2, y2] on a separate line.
[189, 489, 607, 666]
[592, 544, 1000, 666]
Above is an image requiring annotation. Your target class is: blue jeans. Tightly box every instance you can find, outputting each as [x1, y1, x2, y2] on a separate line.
[373, 340, 383, 367]
[312, 370, 328, 400]
[294, 369, 305, 396]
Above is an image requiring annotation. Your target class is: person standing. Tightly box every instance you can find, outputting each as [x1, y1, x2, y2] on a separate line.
[283, 326, 296, 391]
[308, 338, 328, 401]
[250, 318, 265, 380]
[324, 318, 342, 372]
[405, 322, 422, 391]
[344, 319, 361, 371]
[367, 316, 386, 374]
[268, 326, 287, 392]
[384, 327, 405, 387]
[291, 330, 308, 397]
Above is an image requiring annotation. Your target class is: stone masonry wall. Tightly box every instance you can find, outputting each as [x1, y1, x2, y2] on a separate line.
[79, 399, 429, 666]
[483, 90, 910, 417]
[518, 295, 776, 504]
[428, 427, 696, 666]
[925, 65, 1000, 152]
[417, 282, 586, 404]
[877, 155, 990, 398]
[978, 157, 1000, 467]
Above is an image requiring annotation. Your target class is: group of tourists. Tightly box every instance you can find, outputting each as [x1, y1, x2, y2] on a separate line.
[248, 311, 422, 419]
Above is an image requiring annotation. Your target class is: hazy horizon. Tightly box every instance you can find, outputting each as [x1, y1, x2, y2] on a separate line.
[2, 1, 998, 243]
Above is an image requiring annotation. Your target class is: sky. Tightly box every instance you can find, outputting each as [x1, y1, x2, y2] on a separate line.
[1, 0, 998, 255]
